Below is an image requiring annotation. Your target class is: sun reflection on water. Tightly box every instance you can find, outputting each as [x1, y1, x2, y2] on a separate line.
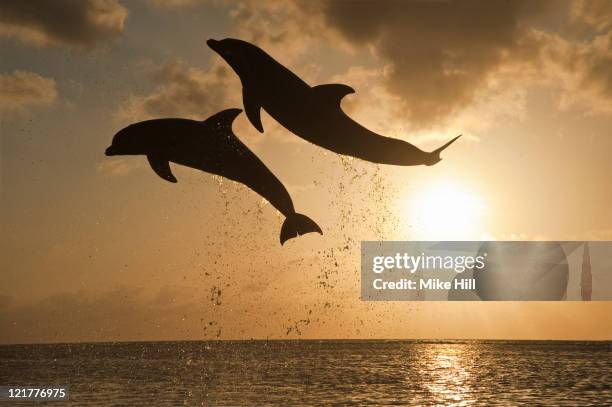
[416, 343, 476, 406]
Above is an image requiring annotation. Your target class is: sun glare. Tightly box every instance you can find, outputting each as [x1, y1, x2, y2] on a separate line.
[405, 181, 487, 240]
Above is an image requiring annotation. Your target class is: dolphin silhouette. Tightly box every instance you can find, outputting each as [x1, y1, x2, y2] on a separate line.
[105, 108, 322, 244]
[207, 38, 461, 166]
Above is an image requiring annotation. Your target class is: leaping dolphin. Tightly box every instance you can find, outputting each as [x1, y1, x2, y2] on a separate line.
[105, 108, 322, 245]
[207, 38, 461, 166]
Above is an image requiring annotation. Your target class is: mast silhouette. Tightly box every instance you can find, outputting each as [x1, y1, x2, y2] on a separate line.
[581, 242, 592, 301]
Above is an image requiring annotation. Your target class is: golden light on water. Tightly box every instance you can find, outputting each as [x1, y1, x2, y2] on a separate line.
[405, 181, 487, 240]
[422, 344, 475, 406]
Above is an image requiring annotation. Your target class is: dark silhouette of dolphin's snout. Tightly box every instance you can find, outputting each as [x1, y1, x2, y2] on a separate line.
[105, 146, 116, 156]
[206, 38, 220, 52]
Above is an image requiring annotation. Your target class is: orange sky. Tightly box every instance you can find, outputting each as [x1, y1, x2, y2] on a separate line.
[1, 0, 611, 343]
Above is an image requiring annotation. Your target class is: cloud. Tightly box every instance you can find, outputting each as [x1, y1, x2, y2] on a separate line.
[309, 0, 555, 129]
[120, 0, 612, 135]
[330, 66, 407, 135]
[539, 30, 612, 114]
[115, 1, 328, 145]
[229, 0, 329, 63]
[571, 0, 612, 32]
[0, 0, 128, 48]
[145, 0, 205, 8]
[117, 60, 238, 122]
[0, 70, 57, 113]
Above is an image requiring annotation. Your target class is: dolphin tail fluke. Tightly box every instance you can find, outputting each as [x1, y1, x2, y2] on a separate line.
[427, 134, 461, 166]
[280, 213, 322, 245]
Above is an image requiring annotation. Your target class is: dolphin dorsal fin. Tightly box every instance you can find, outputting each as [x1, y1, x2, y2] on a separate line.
[312, 83, 355, 106]
[203, 108, 243, 130]
[147, 154, 177, 183]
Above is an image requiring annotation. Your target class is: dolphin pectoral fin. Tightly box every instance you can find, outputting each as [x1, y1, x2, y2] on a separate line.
[312, 83, 355, 106]
[243, 88, 264, 133]
[147, 154, 177, 183]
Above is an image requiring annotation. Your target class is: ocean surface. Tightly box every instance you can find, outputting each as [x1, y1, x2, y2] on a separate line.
[1, 340, 610, 406]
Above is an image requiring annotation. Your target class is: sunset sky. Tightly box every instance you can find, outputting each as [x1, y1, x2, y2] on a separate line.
[1, 0, 611, 343]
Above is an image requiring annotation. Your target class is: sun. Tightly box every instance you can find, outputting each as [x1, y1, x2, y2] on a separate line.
[404, 180, 487, 240]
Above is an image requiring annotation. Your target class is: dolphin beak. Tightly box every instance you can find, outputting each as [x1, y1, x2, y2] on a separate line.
[105, 146, 115, 156]
[206, 38, 219, 52]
